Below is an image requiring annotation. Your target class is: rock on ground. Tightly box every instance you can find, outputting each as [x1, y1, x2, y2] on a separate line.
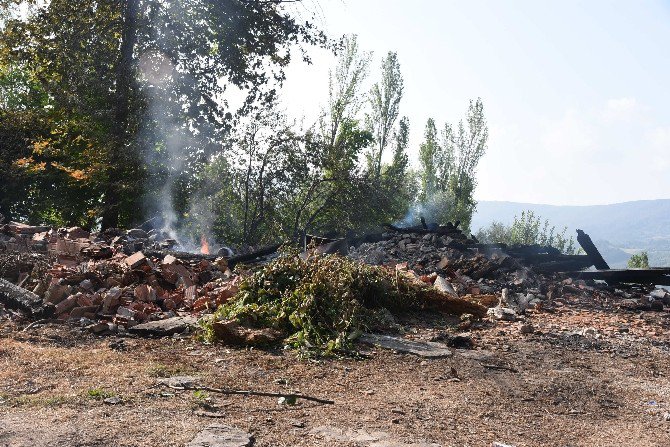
[186, 424, 253, 447]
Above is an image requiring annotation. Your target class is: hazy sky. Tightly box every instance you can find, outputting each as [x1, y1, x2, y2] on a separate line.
[279, 0, 670, 206]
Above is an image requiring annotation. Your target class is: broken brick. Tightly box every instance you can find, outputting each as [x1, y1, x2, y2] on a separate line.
[125, 251, 147, 269]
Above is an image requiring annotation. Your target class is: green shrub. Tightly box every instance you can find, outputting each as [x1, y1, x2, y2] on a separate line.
[476, 210, 577, 255]
[628, 251, 649, 269]
[202, 252, 426, 357]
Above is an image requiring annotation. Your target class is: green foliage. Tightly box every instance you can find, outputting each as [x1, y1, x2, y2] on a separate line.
[476, 210, 577, 255]
[192, 390, 209, 401]
[86, 388, 115, 400]
[418, 118, 440, 202]
[0, 0, 484, 244]
[474, 221, 511, 245]
[0, 0, 328, 227]
[628, 251, 649, 269]
[367, 51, 403, 178]
[191, 37, 413, 247]
[417, 99, 488, 232]
[204, 252, 427, 356]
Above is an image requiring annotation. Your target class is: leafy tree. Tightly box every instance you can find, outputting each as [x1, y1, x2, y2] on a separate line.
[366, 51, 403, 178]
[381, 116, 415, 219]
[441, 98, 488, 231]
[1, 0, 328, 228]
[418, 118, 440, 202]
[320, 35, 370, 151]
[628, 251, 649, 269]
[416, 99, 487, 231]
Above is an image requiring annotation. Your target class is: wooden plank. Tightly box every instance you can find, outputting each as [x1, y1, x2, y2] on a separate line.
[576, 229, 610, 270]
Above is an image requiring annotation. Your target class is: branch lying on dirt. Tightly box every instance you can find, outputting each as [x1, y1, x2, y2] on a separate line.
[22, 319, 66, 331]
[161, 383, 335, 405]
[481, 363, 519, 373]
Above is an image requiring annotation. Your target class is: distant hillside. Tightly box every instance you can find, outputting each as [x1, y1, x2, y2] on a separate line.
[472, 199, 670, 267]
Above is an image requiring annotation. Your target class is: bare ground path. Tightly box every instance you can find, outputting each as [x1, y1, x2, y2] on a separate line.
[1, 307, 670, 447]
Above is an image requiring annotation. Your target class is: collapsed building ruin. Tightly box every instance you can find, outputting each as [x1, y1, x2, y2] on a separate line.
[1, 212, 669, 338]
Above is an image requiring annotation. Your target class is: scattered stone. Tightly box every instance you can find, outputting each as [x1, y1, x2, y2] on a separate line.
[87, 322, 112, 334]
[186, 424, 253, 447]
[310, 426, 440, 447]
[650, 300, 664, 312]
[66, 227, 90, 239]
[358, 333, 452, 358]
[125, 251, 147, 269]
[128, 316, 198, 336]
[158, 376, 201, 389]
[436, 257, 449, 270]
[488, 306, 518, 321]
[432, 333, 473, 349]
[433, 276, 457, 295]
[103, 396, 122, 405]
[519, 323, 534, 334]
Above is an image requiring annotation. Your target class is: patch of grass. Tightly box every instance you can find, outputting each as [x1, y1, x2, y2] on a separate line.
[9, 394, 79, 408]
[190, 389, 214, 410]
[202, 252, 427, 357]
[193, 390, 208, 401]
[86, 388, 115, 400]
[148, 364, 174, 378]
[44, 395, 73, 407]
[147, 363, 195, 378]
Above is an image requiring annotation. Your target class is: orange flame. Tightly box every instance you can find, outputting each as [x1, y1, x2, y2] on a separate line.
[200, 234, 210, 255]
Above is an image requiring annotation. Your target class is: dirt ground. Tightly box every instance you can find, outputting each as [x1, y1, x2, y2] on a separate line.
[1, 298, 670, 447]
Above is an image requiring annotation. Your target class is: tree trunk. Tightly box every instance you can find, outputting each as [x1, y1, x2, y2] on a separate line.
[102, 0, 139, 229]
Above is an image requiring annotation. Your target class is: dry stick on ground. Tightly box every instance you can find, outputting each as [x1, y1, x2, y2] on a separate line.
[481, 363, 519, 373]
[163, 383, 335, 405]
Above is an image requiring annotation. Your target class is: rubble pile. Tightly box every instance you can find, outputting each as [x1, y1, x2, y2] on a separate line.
[349, 227, 670, 320]
[1, 215, 669, 341]
[0, 219, 242, 333]
[0, 221, 182, 257]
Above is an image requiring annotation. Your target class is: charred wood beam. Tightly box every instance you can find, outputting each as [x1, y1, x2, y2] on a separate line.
[0, 278, 52, 318]
[576, 229, 610, 270]
[304, 234, 339, 247]
[382, 223, 463, 236]
[506, 244, 562, 257]
[228, 244, 283, 268]
[471, 243, 508, 251]
[568, 268, 670, 285]
[531, 259, 594, 274]
[516, 254, 592, 267]
[305, 233, 392, 256]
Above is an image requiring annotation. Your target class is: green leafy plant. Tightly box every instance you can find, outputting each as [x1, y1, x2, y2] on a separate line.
[193, 390, 209, 401]
[86, 388, 115, 400]
[476, 210, 577, 255]
[628, 251, 649, 269]
[202, 252, 430, 357]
